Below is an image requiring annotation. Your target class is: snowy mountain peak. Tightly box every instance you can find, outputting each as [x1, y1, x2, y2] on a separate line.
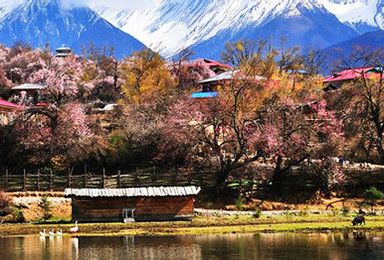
[0, 0, 146, 57]
[0, 0, 382, 59]
[320, 0, 381, 31]
[93, 0, 350, 56]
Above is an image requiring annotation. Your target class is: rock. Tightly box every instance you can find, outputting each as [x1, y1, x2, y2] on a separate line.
[260, 202, 274, 211]
[1, 214, 14, 223]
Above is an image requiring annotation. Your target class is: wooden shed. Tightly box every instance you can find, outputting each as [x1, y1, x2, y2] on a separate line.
[64, 186, 201, 222]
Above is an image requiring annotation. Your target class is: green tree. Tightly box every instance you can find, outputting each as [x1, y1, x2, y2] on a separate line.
[38, 196, 52, 220]
[364, 186, 383, 213]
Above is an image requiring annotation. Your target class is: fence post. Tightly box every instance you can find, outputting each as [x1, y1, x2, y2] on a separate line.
[102, 168, 106, 188]
[84, 173, 88, 188]
[23, 169, 26, 191]
[5, 169, 8, 192]
[187, 169, 192, 185]
[135, 168, 139, 187]
[67, 168, 72, 188]
[173, 166, 177, 185]
[37, 170, 40, 191]
[118, 170, 121, 188]
[152, 167, 156, 185]
[50, 169, 53, 191]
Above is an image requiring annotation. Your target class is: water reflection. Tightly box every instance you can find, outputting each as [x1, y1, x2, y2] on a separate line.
[1, 232, 384, 259]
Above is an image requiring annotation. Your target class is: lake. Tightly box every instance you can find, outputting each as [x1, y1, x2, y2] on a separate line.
[1, 232, 384, 259]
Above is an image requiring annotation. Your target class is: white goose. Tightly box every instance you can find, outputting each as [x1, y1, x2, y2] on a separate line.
[49, 229, 55, 236]
[69, 221, 79, 233]
[56, 230, 63, 236]
[39, 229, 46, 236]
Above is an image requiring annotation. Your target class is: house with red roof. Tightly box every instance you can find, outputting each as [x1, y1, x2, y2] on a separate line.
[0, 99, 23, 125]
[187, 58, 233, 75]
[187, 59, 233, 100]
[323, 66, 384, 91]
[190, 70, 265, 99]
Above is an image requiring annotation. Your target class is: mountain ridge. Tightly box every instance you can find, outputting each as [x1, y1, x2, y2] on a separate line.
[0, 0, 147, 58]
[0, 0, 382, 59]
[92, 0, 384, 57]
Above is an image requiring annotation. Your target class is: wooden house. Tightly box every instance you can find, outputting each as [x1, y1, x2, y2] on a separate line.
[64, 186, 201, 222]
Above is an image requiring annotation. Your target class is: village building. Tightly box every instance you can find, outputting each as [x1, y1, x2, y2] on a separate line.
[64, 186, 201, 222]
[190, 71, 233, 99]
[11, 84, 47, 106]
[323, 66, 384, 91]
[55, 46, 73, 58]
[89, 103, 120, 131]
[188, 59, 233, 99]
[191, 70, 265, 99]
[187, 58, 233, 75]
[0, 99, 23, 125]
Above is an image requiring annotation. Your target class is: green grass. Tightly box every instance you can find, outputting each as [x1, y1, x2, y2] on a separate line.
[1, 215, 384, 237]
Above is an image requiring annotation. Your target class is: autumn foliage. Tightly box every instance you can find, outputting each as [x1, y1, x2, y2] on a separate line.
[0, 39, 376, 199]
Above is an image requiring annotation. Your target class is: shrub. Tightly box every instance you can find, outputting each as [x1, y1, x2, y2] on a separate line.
[341, 206, 350, 216]
[0, 190, 12, 217]
[38, 196, 52, 220]
[236, 196, 243, 211]
[298, 206, 309, 216]
[284, 209, 294, 219]
[10, 206, 25, 223]
[203, 202, 215, 209]
[253, 208, 262, 218]
[364, 187, 384, 213]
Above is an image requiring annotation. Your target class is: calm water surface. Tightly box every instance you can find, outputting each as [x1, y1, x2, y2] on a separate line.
[1, 232, 384, 260]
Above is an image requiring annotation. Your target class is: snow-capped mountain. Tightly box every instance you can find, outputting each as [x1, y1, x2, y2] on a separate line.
[0, 0, 146, 58]
[91, 0, 384, 58]
[0, 0, 382, 59]
[320, 0, 383, 33]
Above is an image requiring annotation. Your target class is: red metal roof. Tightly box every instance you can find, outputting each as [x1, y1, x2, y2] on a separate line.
[187, 58, 233, 70]
[323, 66, 383, 83]
[202, 58, 233, 69]
[0, 99, 23, 112]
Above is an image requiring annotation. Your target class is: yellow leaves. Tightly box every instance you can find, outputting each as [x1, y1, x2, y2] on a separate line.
[120, 49, 176, 104]
[236, 42, 244, 51]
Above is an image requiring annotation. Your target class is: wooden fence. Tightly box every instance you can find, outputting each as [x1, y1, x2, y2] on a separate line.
[3, 164, 384, 193]
[0, 169, 216, 192]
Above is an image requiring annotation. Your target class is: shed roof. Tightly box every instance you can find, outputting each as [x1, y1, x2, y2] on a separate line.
[198, 70, 265, 84]
[12, 84, 46, 91]
[56, 47, 72, 51]
[198, 71, 235, 84]
[64, 186, 201, 198]
[0, 99, 23, 111]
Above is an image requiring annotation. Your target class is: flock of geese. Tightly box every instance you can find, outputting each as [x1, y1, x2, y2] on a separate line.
[39, 221, 78, 237]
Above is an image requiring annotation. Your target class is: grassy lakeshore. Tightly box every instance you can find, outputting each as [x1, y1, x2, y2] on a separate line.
[2, 215, 384, 237]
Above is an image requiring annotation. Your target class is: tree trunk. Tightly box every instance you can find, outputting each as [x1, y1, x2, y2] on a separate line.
[271, 156, 285, 199]
[208, 169, 231, 202]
